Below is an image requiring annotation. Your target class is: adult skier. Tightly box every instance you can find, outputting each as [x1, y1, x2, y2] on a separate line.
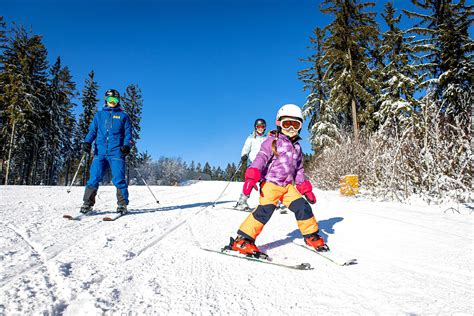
[229, 104, 328, 255]
[80, 89, 133, 214]
[235, 118, 267, 210]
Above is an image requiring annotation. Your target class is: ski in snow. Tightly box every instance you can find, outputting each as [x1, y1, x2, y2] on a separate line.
[201, 247, 313, 270]
[219, 205, 288, 214]
[102, 213, 126, 221]
[293, 241, 357, 266]
[221, 206, 252, 212]
[63, 213, 88, 221]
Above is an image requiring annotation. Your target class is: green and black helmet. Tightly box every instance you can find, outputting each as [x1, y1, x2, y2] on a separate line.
[105, 89, 120, 105]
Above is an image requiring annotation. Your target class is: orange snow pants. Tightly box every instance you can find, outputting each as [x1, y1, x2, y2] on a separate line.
[237, 182, 319, 241]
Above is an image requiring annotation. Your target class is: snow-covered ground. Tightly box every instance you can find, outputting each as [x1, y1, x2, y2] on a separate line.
[0, 182, 472, 315]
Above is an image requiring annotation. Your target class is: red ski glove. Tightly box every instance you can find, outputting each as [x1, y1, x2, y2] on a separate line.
[243, 168, 261, 196]
[297, 180, 317, 204]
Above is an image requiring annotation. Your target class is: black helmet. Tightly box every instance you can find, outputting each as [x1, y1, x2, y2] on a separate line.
[254, 118, 266, 129]
[105, 89, 120, 99]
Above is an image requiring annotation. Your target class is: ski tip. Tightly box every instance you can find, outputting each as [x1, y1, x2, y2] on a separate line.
[63, 214, 82, 221]
[297, 263, 313, 270]
[102, 217, 114, 221]
[343, 259, 358, 266]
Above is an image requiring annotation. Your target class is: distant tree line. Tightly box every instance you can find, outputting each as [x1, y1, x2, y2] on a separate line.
[128, 153, 244, 186]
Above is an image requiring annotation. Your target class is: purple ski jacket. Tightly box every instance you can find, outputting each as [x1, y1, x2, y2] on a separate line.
[250, 132, 306, 187]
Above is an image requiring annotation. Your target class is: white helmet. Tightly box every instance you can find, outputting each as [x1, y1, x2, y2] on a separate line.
[276, 104, 303, 122]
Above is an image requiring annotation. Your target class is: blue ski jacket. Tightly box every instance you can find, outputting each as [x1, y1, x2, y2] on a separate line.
[84, 106, 133, 157]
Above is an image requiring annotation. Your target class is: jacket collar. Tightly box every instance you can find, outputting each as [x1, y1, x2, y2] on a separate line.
[103, 106, 122, 112]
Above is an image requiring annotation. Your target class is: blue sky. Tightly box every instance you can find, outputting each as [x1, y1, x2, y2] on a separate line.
[3, 0, 419, 168]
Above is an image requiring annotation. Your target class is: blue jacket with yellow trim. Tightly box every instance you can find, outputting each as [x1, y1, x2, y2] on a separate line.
[84, 106, 133, 157]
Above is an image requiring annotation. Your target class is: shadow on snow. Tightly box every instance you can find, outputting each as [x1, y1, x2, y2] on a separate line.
[83, 200, 233, 216]
[259, 217, 345, 251]
[128, 200, 233, 215]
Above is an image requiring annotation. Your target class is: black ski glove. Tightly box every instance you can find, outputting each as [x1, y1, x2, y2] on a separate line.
[82, 142, 92, 153]
[240, 154, 248, 163]
[120, 145, 131, 156]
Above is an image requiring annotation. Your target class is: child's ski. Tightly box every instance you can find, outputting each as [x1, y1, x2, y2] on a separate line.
[293, 241, 357, 266]
[223, 206, 252, 212]
[201, 247, 313, 270]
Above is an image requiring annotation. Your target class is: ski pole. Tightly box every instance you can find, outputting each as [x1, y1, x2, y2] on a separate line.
[67, 154, 86, 193]
[212, 161, 243, 207]
[135, 167, 160, 204]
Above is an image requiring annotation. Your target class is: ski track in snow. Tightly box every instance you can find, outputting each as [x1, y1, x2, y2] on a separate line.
[0, 222, 68, 314]
[0, 182, 473, 315]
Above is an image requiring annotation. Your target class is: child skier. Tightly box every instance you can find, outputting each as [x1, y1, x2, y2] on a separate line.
[235, 118, 267, 210]
[230, 104, 328, 254]
[80, 89, 133, 214]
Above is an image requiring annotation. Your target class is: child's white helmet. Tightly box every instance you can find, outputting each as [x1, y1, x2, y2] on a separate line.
[276, 104, 303, 122]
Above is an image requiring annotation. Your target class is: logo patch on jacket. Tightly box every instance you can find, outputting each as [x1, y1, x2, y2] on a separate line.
[113, 115, 121, 119]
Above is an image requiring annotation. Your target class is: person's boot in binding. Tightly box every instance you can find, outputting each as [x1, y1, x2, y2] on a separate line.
[305, 232, 329, 251]
[230, 235, 260, 255]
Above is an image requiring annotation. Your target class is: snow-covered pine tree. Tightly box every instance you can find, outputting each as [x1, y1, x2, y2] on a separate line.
[437, 1, 473, 130]
[375, 2, 419, 138]
[1, 25, 49, 184]
[320, 0, 380, 141]
[0, 16, 7, 181]
[0, 16, 6, 67]
[131, 151, 155, 184]
[203, 162, 212, 177]
[211, 166, 217, 180]
[121, 83, 143, 173]
[76, 70, 99, 185]
[156, 157, 186, 185]
[45, 57, 77, 185]
[401, 0, 473, 201]
[225, 163, 236, 181]
[299, 27, 341, 154]
[404, 0, 473, 127]
[215, 166, 224, 180]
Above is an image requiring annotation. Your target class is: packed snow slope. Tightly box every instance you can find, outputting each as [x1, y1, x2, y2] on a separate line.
[0, 182, 472, 315]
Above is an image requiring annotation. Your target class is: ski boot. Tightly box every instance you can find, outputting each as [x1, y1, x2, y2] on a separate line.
[80, 203, 93, 214]
[227, 236, 264, 256]
[305, 232, 330, 252]
[116, 204, 127, 215]
[234, 194, 250, 211]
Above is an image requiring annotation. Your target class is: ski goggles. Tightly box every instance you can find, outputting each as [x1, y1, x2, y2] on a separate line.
[106, 96, 119, 104]
[280, 118, 302, 130]
[256, 124, 266, 129]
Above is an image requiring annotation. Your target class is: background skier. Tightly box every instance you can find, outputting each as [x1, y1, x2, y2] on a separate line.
[80, 89, 133, 214]
[235, 118, 267, 210]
